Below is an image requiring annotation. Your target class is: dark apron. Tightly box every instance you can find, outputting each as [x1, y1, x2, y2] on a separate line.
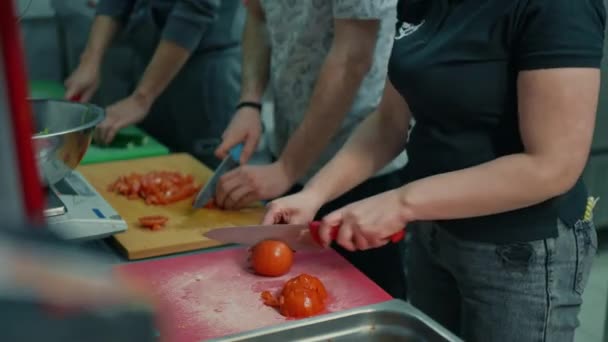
[126, 3, 241, 169]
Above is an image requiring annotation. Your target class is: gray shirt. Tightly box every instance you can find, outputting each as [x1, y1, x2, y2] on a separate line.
[96, 0, 244, 52]
[260, 0, 408, 184]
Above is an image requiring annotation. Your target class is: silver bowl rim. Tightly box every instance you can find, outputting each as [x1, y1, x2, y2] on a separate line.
[30, 98, 105, 140]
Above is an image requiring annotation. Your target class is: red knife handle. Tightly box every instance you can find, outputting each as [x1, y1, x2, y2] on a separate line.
[308, 221, 405, 246]
[69, 94, 82, 102]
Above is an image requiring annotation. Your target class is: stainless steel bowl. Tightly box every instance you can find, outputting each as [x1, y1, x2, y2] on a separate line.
[31, 99, 105, 186]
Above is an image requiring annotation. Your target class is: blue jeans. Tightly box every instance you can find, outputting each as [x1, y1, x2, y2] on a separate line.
[408, 219, 597, 342]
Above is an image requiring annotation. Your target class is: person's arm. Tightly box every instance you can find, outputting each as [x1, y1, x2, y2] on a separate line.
[71, 0, 135, 87]
[82, 0, 135, 65]
[396, 0, 605, 222]
[213, 0, 270, 162]
[277, 17, 383, 183]
[239, 0, 270, 103]
[64, 0, 134, 100]
[131, 0, 220, 108]
[399, 68, 599, 221]
[78, 16, 121, 69]
[304, 80, 411, 203]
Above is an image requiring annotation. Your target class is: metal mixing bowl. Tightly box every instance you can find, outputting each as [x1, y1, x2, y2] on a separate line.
[31, 99, 105, 186]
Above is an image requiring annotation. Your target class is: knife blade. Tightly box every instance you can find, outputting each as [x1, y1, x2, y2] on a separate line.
[203, 221, 406, 251]
[204, 223, 324, 251]
[193, 144, 243, 208]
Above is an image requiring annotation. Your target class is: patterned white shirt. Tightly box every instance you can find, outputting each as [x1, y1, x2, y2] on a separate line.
[260, 0, 408, 184]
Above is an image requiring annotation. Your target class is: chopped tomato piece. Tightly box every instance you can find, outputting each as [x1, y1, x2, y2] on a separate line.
[204, 200, 217, 209]
[138, 215, 168, 226]
[261, 291, 279, 307]
[108, 171, 202, 206]
[139, 215, 169, 231]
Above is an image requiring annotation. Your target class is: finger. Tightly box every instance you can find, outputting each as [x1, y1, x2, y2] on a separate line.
[224, 185, 255, 210]
[103, 123, 121, 145]
[81, 86, 96, 103]
[262, 202, 282, 225]
[215, 173, 242, 208]
[93, 124, 106, 145]
[240, 132, 259, 165]
[368, 237, 390, 249]
[64, 84, 79, 101]
[215, 132, 243, 160]
[319, 212, 342, 248]
[233, 191, 258, 210]
[335, 224, 355, 252]
[353, 233, 370, 251]
[218, 167, 241, 183]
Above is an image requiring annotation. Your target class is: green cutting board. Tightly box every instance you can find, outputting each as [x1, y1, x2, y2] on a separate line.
[29, 80, 66, 99]
[81, 126, 170, 165]
[27, 80, 169, 164]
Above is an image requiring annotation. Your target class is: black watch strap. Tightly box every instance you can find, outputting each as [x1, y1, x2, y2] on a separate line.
[236, 101, 262, 112]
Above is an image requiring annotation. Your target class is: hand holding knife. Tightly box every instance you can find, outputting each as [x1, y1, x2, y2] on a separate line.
[204, 221, 405, 251]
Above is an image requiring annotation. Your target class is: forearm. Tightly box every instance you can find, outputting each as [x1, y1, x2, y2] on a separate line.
[132, 40, 192, 109]
[304, 108, 408, 203]
[399, 154, 578, 221]
[80, 15, 121, 66]
[240, 7, 270, 102]
[279, 57, 370, 182]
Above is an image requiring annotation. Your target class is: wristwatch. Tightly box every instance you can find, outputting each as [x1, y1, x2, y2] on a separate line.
[236, 101, 262, 112]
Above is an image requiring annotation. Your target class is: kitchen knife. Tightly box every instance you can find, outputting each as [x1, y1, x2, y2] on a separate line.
[203, 221, 405, 251]
[193, 143, 243, 208]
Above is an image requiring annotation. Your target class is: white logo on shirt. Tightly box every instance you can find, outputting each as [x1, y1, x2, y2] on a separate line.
[395, 20, 425, 40]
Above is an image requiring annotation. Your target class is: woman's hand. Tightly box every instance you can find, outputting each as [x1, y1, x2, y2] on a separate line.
[319, 189, 410, 251]
[262, 190, 326, 225]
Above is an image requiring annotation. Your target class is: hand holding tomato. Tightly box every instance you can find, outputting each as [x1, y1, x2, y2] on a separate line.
[318, 190, 410, 252]
[215, 162, 294, 210]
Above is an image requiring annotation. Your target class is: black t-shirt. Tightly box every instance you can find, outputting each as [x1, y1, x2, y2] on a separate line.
[390, 0, 606, 243]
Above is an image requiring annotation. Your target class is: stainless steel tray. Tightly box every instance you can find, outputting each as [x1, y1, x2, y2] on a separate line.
[209, 299, 462, 342]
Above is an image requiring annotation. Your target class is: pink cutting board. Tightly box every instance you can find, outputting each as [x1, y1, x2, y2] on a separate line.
[115, 246, 392, 342]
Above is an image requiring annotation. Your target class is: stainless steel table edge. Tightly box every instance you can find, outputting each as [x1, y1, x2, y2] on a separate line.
[207, 299, 463, 342]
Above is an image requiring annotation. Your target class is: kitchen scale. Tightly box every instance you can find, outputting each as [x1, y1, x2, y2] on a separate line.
[44, 170, 127, 241]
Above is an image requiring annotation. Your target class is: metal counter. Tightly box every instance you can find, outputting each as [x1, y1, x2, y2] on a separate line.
[210, 299, 462, 342]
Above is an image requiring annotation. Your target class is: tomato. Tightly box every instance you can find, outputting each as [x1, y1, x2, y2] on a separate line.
[204, 200, 217, 209]
[281, 273, 327, 301]
[279, 288, 325, 318]
[250, 240, 294, 277]
[260, 274, 327, 318]
[108, 171, 201, 205]
[261, 291, 279, 307]
[138, 215, 169, 230]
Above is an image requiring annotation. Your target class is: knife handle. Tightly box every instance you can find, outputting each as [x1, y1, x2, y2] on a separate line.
[308, 221, 405, 246]
[69, 94, 82, 102]
[229, 143, 244, 163]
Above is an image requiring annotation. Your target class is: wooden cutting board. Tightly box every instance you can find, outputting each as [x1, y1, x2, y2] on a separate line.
[115, 247, 392, 342]
[78, 153, 265, 260]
